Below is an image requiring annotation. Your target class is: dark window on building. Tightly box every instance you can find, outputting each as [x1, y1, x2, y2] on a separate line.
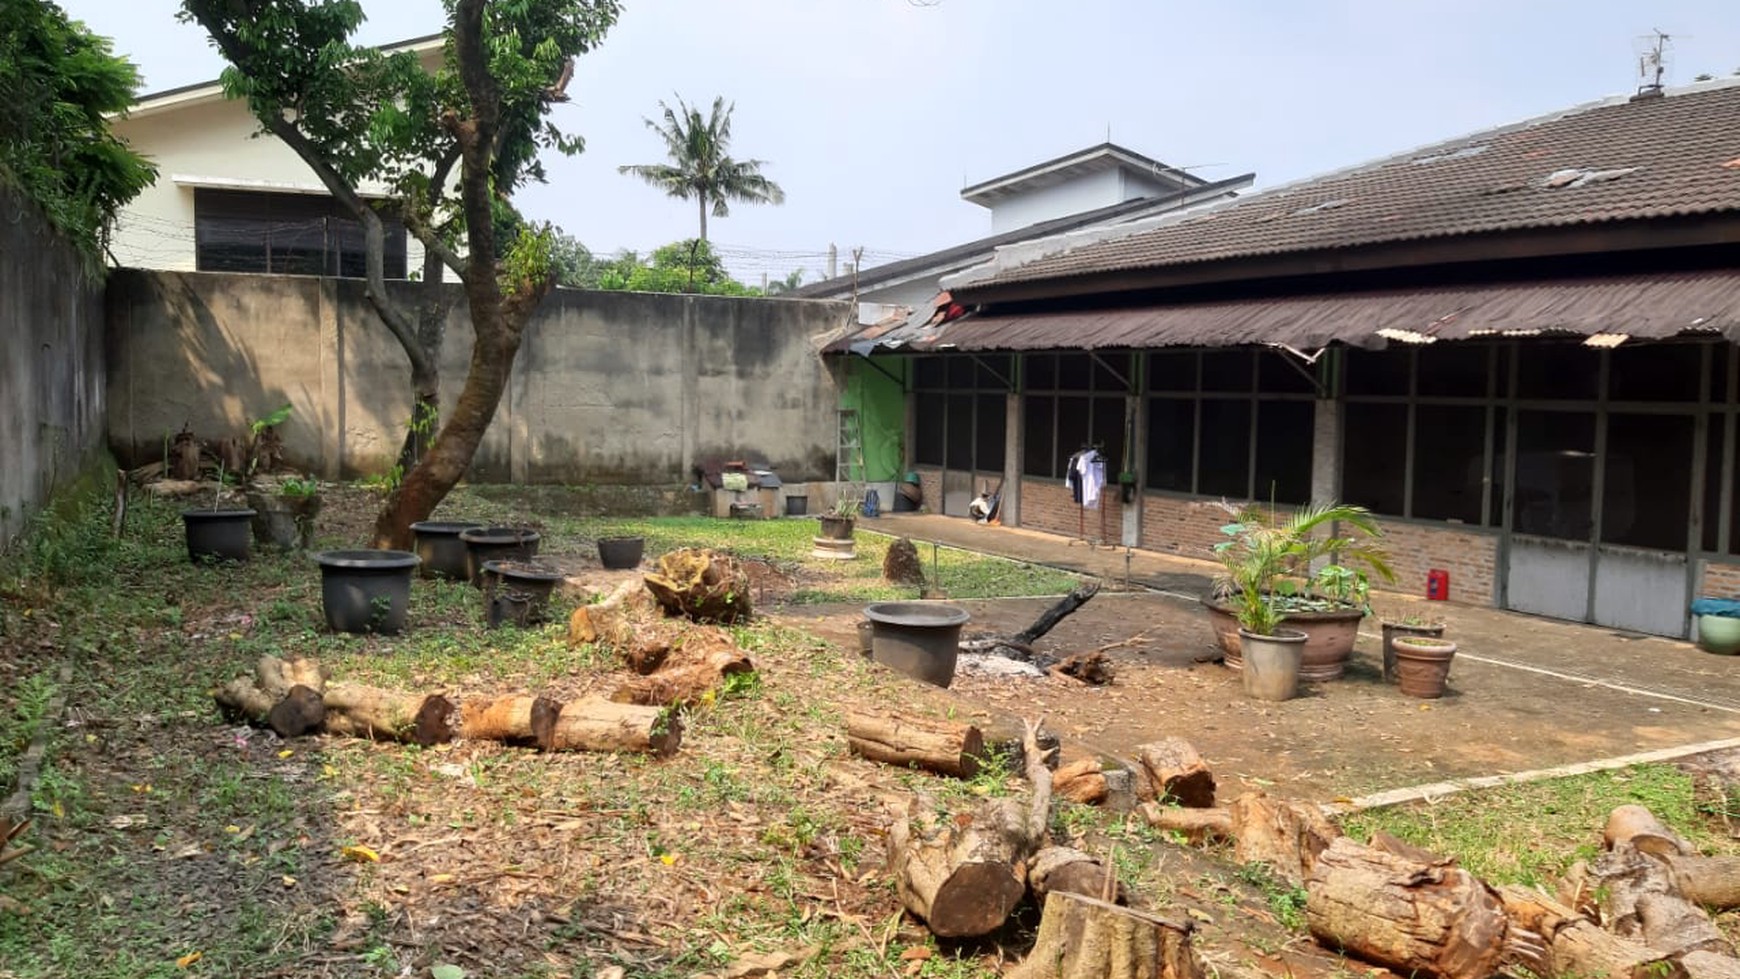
[1023, 395, 1056, 478]
[914, 391, 946, 465]
[914, 357, 946, 389]
[1706, 415, 1725, 553]
[1512, 410, 1597, 539]
[976, 393, 1006, 471]
[1145, 398, 1195, 492]
[974, 355, 1012, 389]
[1602, 413, 1693, 550]
[1197, 399, 1252, 498]
[1200, 351, 1252, 392]
[1055, 396, 1093, 472]
[1258, 351, 1318, 394]
[946, 355, 975, 389]
[1712, 347, 1731, 404]
[1342, 403, 1408, 516]
[1417, 345, 1491, 398]
[1490, 406, 1508, 524]
[945, 394, 974, 470]
[194, 188, 407, 278]
[1516, 343, 1600, 400]
[1026, 354, 1056, 391]
[1148, 352, 1195, 392]
[1608, 343, 1703, 403]
[1411, 405, 1486, 523]
[1092, 354, 1129, 392]
[1344, 348, 1411, 397]
[1093, 397, 1127, 478]
[1253, 400, 1314, 504]
[1057, 354, 1093, 391]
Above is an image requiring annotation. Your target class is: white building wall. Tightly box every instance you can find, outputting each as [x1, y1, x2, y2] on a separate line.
[989, 169, 1127, 234]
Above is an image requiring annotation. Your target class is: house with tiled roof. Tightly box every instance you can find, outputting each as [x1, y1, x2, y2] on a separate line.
[837, 79, 1740, 639]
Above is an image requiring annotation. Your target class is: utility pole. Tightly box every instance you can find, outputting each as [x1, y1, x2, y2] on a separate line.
[826, 243, 837, 280]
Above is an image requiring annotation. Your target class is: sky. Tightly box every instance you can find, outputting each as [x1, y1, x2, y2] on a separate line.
[56, 0, 1740, 285]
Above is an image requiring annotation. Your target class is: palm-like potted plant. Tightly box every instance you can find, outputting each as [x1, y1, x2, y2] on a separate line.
[1206, 502, 1394, 681]
[819, 494, 860, 541]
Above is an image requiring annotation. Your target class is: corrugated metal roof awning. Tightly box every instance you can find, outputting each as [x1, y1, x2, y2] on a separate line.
[876, 270, 1740, 353]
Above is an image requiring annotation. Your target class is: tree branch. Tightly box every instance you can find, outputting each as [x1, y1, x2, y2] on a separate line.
[450, 0, 503, 303]
[399, 145, 469, 284]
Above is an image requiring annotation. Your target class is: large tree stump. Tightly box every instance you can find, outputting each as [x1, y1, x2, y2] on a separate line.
[1305, 836, 1520, 979]
[1230, 791, 1338, 883]
[1134, 738, 1215, 808]
[568, 578, 658, 649]
[887, 718, 1051, 937]
[542, 698, 682, 756]
[643, 548, 752, 624]
[1008, 891, 1203, 979]
[460, 695, 560, 746]
[1028, 845, 1125, 905]
[1498, 885, 1662, 979]
[1141, 804, 1232, 844]
[322, 684, 457, 746]
[610, 641, 753, 708]
[845, 708, 983, 779]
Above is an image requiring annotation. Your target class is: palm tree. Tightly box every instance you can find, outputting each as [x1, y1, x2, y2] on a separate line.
[618, 96, 786, 241]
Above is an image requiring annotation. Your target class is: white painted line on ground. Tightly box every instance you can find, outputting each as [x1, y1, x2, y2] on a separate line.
[1323, 736, 1740, 815]
[1453, 650, 1740, 714]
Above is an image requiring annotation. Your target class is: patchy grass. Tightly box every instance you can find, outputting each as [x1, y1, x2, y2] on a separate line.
[1342, 764, 1740, 887]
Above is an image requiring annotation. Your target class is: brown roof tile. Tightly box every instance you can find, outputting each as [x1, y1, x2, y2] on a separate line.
[958, 83, 1740, 293]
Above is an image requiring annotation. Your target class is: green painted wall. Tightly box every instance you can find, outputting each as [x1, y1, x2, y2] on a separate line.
[839, 355, 907, 482]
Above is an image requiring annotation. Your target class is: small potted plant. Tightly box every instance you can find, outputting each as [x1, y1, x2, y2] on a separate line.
[1213, 512, 1308, 701]
[247, 474, 323, 552]
[819, 495, 860, 541]
[1391, 634, 1458, 698]
[1379, 611, 1447, 682]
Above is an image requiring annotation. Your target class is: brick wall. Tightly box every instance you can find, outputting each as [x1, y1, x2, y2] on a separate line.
[915, 466, 943, 514]
[1378, 521, 1499, 606]
[1698, 560, 1740, 599]
[1019, 478, 1124, 540]
[1139, 494, 1244, 562]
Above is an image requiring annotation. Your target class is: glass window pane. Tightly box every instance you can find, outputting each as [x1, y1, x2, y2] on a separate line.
[1608, 343, 1703, 402]
[1345, 348, 1411, 397]
[1712, 346, 1731, 404]
[1411, 405, 1487, 524]
[914, 357, 945, 390]
[1145, 398, 1195, 492]
[1147, 352, 1196, 393]
[1197, 399, 1252, 498]
[1705, 414, 1724, 553]
[1343, 403, 1408, 516]
[1055, 396, 1092, 474]
[1025, 354, 1056, 391]
[1512, 410, 1596, 539]
[1093, 397, 1127, 477]
[914, 392, 946, 465]
[1517, 343, 1600, 400]
[1490, 406, 1507, 526]
[1257, 352, 1317, 394]
[945, 394, 973, 470]
[1254, 400, 1314, 504]
[974, 355, 1011, 390]
[975, 393, 1006, 472]
[1602, 413, 1693, 550]
[1416, 344, 1491, 398]
[1056, 355, 1092, 391]
[1092, 354, 1128, 393]
[1200, 351, 1252, 392]
[1022, 396, 1055, 478]
[946, 355, 974, 389]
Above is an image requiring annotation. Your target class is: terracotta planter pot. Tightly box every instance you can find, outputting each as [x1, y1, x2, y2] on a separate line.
[1202, 597, 1365, 680]
[1381, 621, 1446, 682]
[1392, 637, 1457, 698]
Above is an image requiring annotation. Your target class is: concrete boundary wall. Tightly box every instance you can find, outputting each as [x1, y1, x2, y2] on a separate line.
[0, 188, 108, 545]
[105, 271, 850, 486]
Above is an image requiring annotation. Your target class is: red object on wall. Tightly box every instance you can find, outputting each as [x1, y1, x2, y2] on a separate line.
[1426, 568, 1450, 601]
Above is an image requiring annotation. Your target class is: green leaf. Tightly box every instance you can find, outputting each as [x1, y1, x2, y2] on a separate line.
[431, 965, 466, 979]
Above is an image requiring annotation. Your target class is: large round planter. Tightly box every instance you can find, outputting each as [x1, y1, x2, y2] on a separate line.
[864, 601, 970, 688]
[1392, 637, 1457, 698]
[412, 521, 484, 580]
[481, 559, 565, 629]
[1381, 621, 1446, 682]
[1238, 629, 1306, 702]
[1695, 614, 1740, 655]
[459, 527, 540, 586]
[315, 549, 420, 634]
[183, 509, 257, 563]
[818, 515, 856, 541]
[596, 536, 645, 570]
[1203, 597, 1366, 680]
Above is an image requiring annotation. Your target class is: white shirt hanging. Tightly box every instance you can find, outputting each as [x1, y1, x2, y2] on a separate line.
[1075, 449, 1106, 509]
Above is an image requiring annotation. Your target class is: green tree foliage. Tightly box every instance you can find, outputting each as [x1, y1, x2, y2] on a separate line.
[598, 239, 759, 295]
[0, 0, 156, 269]
[180, 0, 620, 547]
[618, 96, 785, 241]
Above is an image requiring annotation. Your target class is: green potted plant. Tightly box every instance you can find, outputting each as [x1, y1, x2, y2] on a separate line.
[1212, 510, 1306, 701]
[819, 494, 860, 541]
[237, 404, 323, 552]
[1205, 501, 1394, 681]
[1379, 610, 1447, 682]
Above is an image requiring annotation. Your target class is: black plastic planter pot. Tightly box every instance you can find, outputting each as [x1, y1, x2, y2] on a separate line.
[183, 509, 257, 563]
[481, 559, 565, 629]
[596, 536, 645, 570]
[864, 601, 971, 688]
[315, 550, 420, 634]
[412, 521, 485, 580]
[458, 527, 541, 586]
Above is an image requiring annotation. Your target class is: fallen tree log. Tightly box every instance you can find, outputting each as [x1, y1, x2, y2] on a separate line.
[266, 685, 325, 738]
[542, 698, 682, 756]
[1662, 854, 1740, 910]
[845, 708, 983, 779]
[214, 675, 275, 724]
[643, 548, 752, 624]
[1141, 803, 1231, 844]
[1008, 891, 1202, 979]
[214, 655, 329, 730]
[1053, 758, 1109, 805]
[1230, 791, 1338, 883]
[1683, 951, 1740, 979]
[1606, 804, 1695, 857]
[887, 718, 1050, 937]
[1305, 836, 1524, 979]
[568, 578, 656, 649]
[1498, 885, 1665, 979]
[610, 646, 753, 707]
[1013, 581, 1103, 646]
[1049, 650, 1113, 685]
[1134, 738, 1215, 808]
[1028, 845, 1125, 905]
[322, 683, 457, 746]
[460, 695, 561, 746]
[256, 656, 327, 700]
[1586, 847, 1735, 957]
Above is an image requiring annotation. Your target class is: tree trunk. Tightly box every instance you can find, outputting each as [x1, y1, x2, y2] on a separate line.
[1053, 758, 1120, 806]
[1028, 845, 1124, 905]
[1305, 836, 1517, 979]
[1683, 952, 1740, 979]
[1589, 846, 1735, 957]
[887, 718, 1051, 937]
[322, 683, 458, 746]
[844, 708, 984, 779]
[460, 695, 560, 746]
[1140, 804, 1232, 844]
[1663, 854, 1740, 909]
[698, 194, 707, 243]
[1008, 891, 1203, 979]
[267, 685, 326, 738]
[542, 698, 682, 756]
[1230, 791, 1338, 884]
[1134, 738, 1216, 808]
[1605, 804, 1695, 857]
[214, 675, 275, 724]
[1497, 885, 1659, 979]
[609, 647, 753, 707]
[255, 656, 328, 700]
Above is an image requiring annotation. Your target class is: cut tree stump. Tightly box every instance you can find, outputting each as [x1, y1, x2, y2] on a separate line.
[1497, 885, 1658, 979]
[460, 695, 561, 746]
[1008, 891, 1202, 979]
[1134, 738, 1215, 808]
[568, 578, 656, 648]
[266, 685, 325, 738]
[1028, 845, 1125, 905]
[256, 656, 328, 700]
[884, 537, 925, 585]
[1141, 804, 1232, 844]
[887, 718, 1051, 937]
[322, 684, 457, 746]
[844, 708, 983, 779]
[1586, 849, 1736, 957]
[610, 646, 753, 707]
[1053, 758, 1110, 805]
[1305, 836, 1520, 979]
[1605, 804, 1695, 857]
[1230, 791, 1338, 883]
[542, 697, 682, 756]
[643, 548, 752, 624]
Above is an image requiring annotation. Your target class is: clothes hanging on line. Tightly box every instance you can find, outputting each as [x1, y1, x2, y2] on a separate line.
[1074, 449, 1106, 509]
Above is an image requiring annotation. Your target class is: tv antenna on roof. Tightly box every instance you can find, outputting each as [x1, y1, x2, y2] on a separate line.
[1635, 29, 1671, 98]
